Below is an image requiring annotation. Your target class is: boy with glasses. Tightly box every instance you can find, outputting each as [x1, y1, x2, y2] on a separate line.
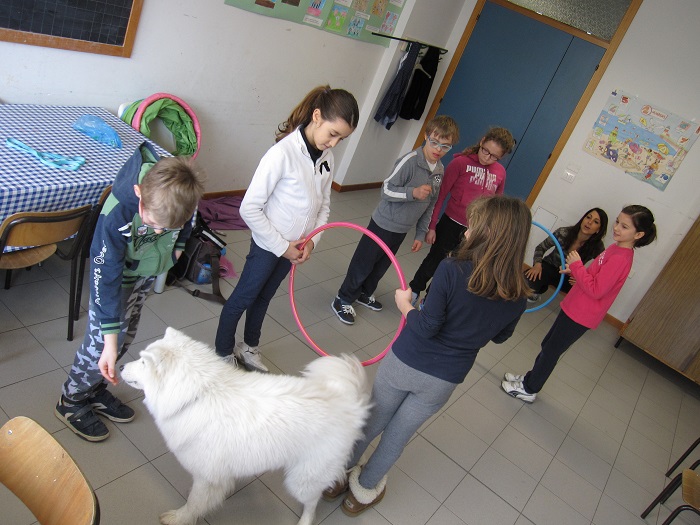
[409, 127, 515, 306]
[56, 143, 205, 441]
[332, 116, 459, 325]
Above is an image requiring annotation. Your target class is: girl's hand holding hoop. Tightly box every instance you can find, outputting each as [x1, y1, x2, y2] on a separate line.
[394, 288, 414, 317]
[283, 239, 306, 264]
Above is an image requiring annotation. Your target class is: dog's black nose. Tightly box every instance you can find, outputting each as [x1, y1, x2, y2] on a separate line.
[119, 365, 124, 371]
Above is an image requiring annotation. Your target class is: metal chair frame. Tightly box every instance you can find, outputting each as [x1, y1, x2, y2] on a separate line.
[0, 204, 92, 340]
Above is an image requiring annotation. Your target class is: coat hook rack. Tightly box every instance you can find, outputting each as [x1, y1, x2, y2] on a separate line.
[371, 32, 448, 55]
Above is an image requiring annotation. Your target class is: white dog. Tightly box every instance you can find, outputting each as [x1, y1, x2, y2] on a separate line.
[120, 327, 371, 525]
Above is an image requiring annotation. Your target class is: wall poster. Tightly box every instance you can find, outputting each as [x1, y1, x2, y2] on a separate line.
[224, 0, 405, 46]
[583, 89, 699, 191]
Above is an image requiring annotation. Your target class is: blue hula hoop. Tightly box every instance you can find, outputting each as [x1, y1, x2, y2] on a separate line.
[525, 221, 566, 313]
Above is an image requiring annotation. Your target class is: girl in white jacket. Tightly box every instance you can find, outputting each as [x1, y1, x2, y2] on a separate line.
[215, 85, 358, 372]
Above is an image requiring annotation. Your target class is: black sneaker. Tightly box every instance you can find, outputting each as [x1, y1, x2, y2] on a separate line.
[332, 296, 356, 325]
[89, 388, 135, 423]
[55, 396, 110, 442]
[357, 293, 382, 311]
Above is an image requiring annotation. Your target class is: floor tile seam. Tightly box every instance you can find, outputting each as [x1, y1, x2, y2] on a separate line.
[605, 386, 668, 500]
[634, 373, 684, 474]
[538, 467, 604, 523]
[584, 385, 637, 425]
[520, 480, 593, 525]
[599, 465, 656, 517]
[0, 365, 70, 397]
[479, 438, 550, 488]
[506, 408, 565, 469]
[397, 445, 469, 504]
[561, 370, 622, 467]
[456, 471, 524, 523]
[255, 475, 311, 521]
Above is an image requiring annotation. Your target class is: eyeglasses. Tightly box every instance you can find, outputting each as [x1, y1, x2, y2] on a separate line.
[427, 137, 453, 153]
[479, 145, 502, 161]
[142, 223, 182, 233]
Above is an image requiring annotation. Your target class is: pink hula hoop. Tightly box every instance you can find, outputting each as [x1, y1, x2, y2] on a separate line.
[289, 222, 407, 366]
[132, 92, 202, 159]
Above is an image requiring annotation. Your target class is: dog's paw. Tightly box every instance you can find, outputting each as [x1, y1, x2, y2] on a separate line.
[160, 508, 195, 525]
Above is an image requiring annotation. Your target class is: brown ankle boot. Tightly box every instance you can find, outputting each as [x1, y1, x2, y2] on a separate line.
[322, 477, 349, 501]
[341, 465, 387, 517]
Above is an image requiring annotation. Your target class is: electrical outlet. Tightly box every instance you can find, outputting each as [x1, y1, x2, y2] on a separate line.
[561, 170, 576, 183]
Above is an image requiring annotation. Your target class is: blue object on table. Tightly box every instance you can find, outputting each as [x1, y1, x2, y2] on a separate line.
[5, 138, 86, 171]
[72, 114, 122, 148]
[525, 220, 566, 313]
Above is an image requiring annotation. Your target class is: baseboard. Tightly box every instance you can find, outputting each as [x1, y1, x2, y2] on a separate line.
[331, 181, 382, 193]
[202, 189, 246, 199]
[204, 182, 381, 198]
[604, 314, 624, 330]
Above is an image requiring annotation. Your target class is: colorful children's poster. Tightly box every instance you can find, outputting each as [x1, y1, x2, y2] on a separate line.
[224, 0, 404, 46]
[380, 10, 398, 33]
[347, 15, 365, 37]
[371, 0, 387, 17]
[307, 0, 326, 17]
[352, 0, 369, 11]
[326, 5, 349, 32]
[583, 89, 699, 191]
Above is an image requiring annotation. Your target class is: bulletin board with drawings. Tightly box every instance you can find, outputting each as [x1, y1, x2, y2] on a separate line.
[223, 0, 405, 46]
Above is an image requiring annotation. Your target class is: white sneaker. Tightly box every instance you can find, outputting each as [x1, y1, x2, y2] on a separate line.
[503, 372, 525, 383]
[234, 341, 269, 373]
[501, 380, 537, 403]
[221, 354, 239, 368]
[527, 293, 540, 303]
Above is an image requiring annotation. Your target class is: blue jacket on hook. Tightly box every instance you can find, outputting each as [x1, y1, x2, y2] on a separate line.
[374, 42, 421, 130]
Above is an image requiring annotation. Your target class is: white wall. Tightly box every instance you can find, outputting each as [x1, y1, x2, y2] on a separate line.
[527, 0, 700, 322]
[336, 0, 473, 186]
[1, 0, 698, 324]
[0, 0, 386, 192]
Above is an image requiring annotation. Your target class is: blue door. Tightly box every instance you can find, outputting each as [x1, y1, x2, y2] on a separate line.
[436, 1, 605, 200]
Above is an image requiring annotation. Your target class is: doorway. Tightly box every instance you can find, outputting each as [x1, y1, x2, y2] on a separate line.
[418, 0, 641, 203]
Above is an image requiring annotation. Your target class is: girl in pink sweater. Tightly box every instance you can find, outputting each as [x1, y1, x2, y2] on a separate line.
[502, 205, 657, 402]
[409, 127, 515, 304]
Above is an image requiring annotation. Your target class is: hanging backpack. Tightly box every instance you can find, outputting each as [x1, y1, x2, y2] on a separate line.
[166, 212, 227, 304]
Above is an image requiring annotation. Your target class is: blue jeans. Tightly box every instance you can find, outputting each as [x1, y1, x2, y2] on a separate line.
[215, 239, 291, 356]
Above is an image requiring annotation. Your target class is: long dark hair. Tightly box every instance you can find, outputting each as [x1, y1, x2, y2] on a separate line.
[275, 85, 359, 142]
[452, 195, 531, 301]
[562, 207, 608, 261]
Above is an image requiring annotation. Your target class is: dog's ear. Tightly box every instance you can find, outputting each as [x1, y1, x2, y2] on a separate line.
[164, 327, 179, 340]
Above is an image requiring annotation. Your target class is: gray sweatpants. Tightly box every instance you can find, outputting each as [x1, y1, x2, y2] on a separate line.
[349, 350, 458, 489]
[61, 276, 155, 402]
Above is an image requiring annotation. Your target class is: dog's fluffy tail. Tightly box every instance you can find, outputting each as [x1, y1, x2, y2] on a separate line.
[302, 354, 370, 404]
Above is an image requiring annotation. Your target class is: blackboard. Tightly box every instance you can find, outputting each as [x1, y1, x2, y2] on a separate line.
[0, 0, 143, 57]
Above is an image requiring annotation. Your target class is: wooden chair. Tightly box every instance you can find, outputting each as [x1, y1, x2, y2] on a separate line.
[74, 185, 112, 320]
[661, 469, 700, 524]
[0, 204, 92, 340]
[667, 436, 700, 477]
[0, 416, 100, 525]
[642, 459, 700, 519]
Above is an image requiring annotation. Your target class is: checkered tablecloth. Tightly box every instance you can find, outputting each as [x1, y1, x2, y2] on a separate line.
[0, 104, 170, 251]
